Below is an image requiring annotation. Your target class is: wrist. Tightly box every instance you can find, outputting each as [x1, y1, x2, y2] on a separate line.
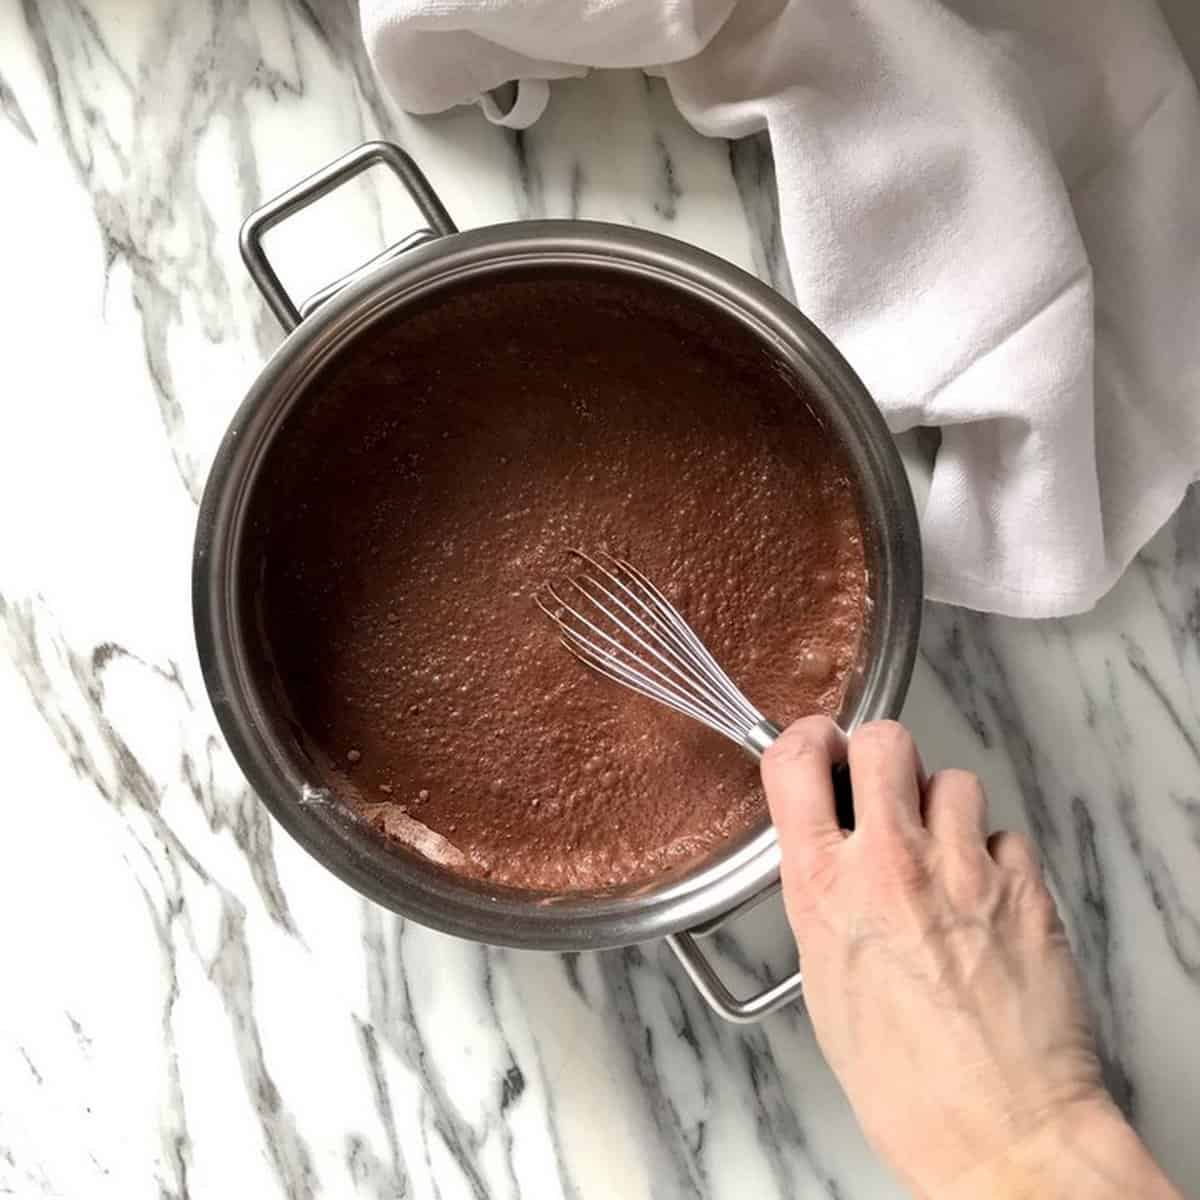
[935, 1096, 1180, 1200]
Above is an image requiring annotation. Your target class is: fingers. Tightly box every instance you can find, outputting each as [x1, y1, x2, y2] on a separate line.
[987, 830, 1042, 876]
[847, 721, 923, 836]
[924, 769, 988, 847]
[762, 716, 847, 854]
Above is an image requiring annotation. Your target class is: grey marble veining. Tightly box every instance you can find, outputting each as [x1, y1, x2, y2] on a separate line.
[1, 1, 1198, 1197]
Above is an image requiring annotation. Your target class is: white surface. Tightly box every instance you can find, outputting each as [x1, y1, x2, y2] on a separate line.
[1, 3, 1199, 1197]
[364, 0, 1200, 618]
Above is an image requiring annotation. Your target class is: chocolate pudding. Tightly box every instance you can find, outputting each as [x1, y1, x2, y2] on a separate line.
[248, 271, 867, 893]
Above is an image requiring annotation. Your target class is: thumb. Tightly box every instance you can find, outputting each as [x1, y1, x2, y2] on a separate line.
[762, 716, 848, 871]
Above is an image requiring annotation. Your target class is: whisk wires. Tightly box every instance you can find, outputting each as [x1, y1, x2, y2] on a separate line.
[536, 550, 767, 745]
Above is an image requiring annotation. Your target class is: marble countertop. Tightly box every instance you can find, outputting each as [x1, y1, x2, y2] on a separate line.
[2, 2, 1199, 1197]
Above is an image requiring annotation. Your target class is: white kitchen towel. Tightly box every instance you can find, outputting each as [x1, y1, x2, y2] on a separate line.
[361, 0, 1200, 617]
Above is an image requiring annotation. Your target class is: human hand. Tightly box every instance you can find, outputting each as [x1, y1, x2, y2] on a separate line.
[763, 717, 1181, 1200]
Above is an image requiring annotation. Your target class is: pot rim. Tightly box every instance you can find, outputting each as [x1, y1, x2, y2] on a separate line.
[193, 220, 922, 951]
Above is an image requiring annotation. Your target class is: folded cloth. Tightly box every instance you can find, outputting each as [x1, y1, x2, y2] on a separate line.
[362, 0, 1200, 616]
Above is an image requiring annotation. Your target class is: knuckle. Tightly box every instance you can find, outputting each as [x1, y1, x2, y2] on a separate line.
[930, 768, 983, 798]
[764, 718, 839, 768]
[851, 719, 913, 756]
[1007, 831, 1036, 858]
[793, 714, 841, 739]
[992, 829, 1038, 867]
[760, 740, 818, 781]
[948, 848, 994, 902]
[1016, 872, 1059, 923]
[780, 714, 841, 746]
[876, 832, 929, 890]
[762, 737, 813, 770]
[927, 770, 989, 835]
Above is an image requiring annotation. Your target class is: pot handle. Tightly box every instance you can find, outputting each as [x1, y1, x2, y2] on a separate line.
[667, 761, 853, 1022]
[239, 140, 457, 332]
[667, 930, 804, 1024]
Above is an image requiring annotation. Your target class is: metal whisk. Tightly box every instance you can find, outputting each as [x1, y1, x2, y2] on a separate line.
[536, 550, 783, 761]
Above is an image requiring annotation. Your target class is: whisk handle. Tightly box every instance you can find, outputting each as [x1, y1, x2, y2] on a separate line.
[832, 761, 855, 831]
[745, 719, 855, 830]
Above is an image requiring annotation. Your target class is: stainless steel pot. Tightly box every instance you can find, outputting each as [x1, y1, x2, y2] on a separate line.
[193, 141, 922, 1022]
